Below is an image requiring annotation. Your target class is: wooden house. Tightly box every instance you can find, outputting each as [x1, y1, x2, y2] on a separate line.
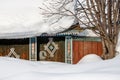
[0, 25, 103, 64]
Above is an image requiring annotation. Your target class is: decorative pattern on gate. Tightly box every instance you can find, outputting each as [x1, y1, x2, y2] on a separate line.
[39, 51, 47, 60]
[7, 48, 20, 58]
[44, 38, 59, 57]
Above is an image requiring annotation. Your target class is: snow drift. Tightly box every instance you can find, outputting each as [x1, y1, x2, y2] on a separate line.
[0, 54, 120, 80]
[78, 54, 103, 64]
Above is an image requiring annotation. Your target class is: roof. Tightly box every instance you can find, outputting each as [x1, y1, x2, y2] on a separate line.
[40, 24, 98, 37]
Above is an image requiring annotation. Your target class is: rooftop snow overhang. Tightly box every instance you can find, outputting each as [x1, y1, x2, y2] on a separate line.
[0, 0, 75, 39]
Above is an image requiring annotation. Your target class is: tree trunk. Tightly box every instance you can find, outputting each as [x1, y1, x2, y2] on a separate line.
[102, 39, 116, 59]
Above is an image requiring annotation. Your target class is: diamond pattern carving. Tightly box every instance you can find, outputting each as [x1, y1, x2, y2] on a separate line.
[44, 38, 59, 57]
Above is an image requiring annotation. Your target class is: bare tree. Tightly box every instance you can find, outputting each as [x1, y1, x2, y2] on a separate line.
[75, 0, 120, 59]
[39, 0, 76, 31]
[40, 0, 120, 59]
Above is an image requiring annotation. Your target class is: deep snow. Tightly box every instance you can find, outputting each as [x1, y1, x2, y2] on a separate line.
[78, 54, 103, 64]
[0, 54, 120, 80]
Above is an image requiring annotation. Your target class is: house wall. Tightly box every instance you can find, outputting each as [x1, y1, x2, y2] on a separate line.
[0, 39, 29, 60]
[0, 36, 103, 64]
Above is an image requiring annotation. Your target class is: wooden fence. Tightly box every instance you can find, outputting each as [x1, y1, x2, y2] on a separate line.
[73, 40, 103, 64]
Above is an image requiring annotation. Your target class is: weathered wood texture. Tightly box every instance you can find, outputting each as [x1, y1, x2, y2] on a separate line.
[73, 41, 103, 64]
[37, 37, 65, 62]
[0, 37, 103, 64]
[0, 39, 29, 60]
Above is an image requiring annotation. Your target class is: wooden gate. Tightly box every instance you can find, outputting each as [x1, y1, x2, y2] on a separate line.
[73, 37, 103, 64]
[37, 37, 65, 62]
[0, 39, 29, 60]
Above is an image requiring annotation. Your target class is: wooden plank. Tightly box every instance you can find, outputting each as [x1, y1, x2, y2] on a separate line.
[56, 40, 65, 62]
[73, 41, 79, 64]
[91, 41, 98, 55]
[87, 41, 92, 54]
[97, 42, 103, 56]
[84, 41, 90, 56]
[78, 41, 84, 61]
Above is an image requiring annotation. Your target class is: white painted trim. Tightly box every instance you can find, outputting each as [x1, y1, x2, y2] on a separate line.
[44, 38, 59, 57]
[29, 38, 32, 60]
[65, 36, 67, 63]
[65, 36, 73, 64]
[35, 37, 37, 61]
[7, 48, 20, 58]
[70, 37, 73, 64]
[29, 37, 37, 61]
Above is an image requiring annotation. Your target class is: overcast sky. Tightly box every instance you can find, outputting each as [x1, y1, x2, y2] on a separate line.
[0, 0, 74, 38]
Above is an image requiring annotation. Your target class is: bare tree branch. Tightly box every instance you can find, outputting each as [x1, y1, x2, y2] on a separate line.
[40, 0, 120, 59]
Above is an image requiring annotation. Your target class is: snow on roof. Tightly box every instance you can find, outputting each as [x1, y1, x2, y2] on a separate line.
[79, 29, 98, 37]
[0, 0, 75, 39]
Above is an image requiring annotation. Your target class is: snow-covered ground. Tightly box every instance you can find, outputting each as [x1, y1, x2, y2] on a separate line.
[0, 54, 120, 80]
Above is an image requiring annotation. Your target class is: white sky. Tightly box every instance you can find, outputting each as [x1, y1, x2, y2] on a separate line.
[0, 0, 75, 38]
